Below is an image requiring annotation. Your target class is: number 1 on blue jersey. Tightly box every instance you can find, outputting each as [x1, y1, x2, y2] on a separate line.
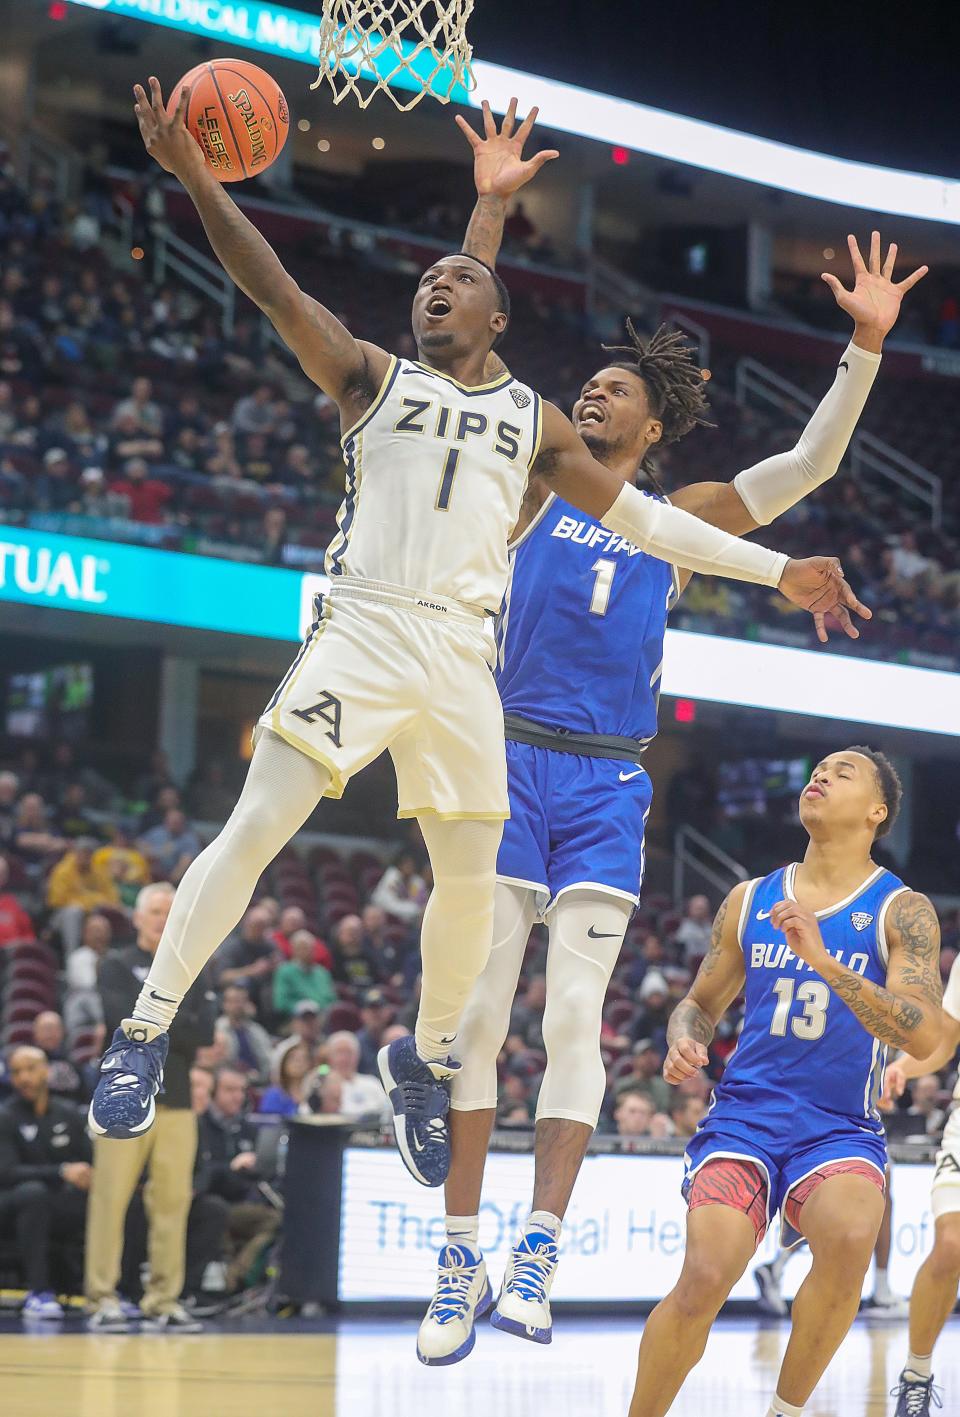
[590, 558, 616, 615]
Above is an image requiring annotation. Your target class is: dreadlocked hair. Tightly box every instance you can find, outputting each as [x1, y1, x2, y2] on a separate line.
[602, 320, 714, 446]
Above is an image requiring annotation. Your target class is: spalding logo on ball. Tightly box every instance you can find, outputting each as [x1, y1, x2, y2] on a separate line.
[169, 59, 289, 182]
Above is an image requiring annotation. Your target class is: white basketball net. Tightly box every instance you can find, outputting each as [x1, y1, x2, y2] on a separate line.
[313, 0, 476, 111]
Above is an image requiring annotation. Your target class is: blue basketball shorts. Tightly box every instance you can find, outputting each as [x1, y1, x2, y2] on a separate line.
[497, 739, 653, 914]
[683, 1092, 888, 1244]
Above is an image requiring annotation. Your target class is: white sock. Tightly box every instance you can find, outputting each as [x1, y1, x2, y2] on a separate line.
[130, 988, 181, 1033]
[905, 1350, 933, 1380]
[445, 1214, 480, 1249]
[873, 1266, 893, 1303]
[121, 1015, 167, 1043]
[768, 1396, 804, 1417]
[416, 1024, 456, 1064]
[527, 1209, 562, 1241]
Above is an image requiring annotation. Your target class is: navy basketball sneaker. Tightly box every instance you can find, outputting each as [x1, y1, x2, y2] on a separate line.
[892, 1371, 942, 1416]
[417, 1243, 493, 1365]
[377, 1035, 458, 1187]
[88, 1023, 168, 1139]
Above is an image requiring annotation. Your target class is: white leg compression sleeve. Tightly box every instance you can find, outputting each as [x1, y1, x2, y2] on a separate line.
[136, 730, 331, 1023]
[449, 882, 538, 1108]
[414, 815, 505, 1060]
[536, 890, 633, 1127]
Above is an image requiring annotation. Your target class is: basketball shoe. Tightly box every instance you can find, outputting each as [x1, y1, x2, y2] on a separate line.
[490, 1224, 559, 1344]
[88, 1022, 168, 1139]
[417, 1243, 493, 1365]
[377, 1035, 459, 1187]
[892, 1371, 942, 1415]
[754, 1261, 788, 1317]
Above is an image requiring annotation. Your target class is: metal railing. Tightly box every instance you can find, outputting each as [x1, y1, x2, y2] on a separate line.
[735, 356, 942, 528]
[672, 824, 748, 907]
[153, 226, 236, 336]
[587, 254, 657, 326]
[667, 309, 711, 369]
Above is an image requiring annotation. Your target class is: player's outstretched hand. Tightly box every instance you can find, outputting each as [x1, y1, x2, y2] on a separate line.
[456, 97, 560, 199]
[880, 1059, 908, 1109]
[822, 231, 928, 345]
[778, 556, 872, 643]
[769, 902, 827, 966]
[663, 1037, 708, 1084]
[133, 77, 204, 181]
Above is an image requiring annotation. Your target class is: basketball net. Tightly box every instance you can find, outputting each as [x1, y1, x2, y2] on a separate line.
[312, 0, 476, 111]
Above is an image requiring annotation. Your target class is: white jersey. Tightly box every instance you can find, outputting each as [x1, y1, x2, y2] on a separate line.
[326, 356, 542, 614]
[942, 955, 960, 1133]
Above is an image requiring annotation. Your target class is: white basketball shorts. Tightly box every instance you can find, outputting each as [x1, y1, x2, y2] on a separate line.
[931, 1112, 960, 1219]
[256, 579, 509, 821]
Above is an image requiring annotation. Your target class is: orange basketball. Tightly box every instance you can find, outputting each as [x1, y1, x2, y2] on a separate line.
[169, 58, 289, 183]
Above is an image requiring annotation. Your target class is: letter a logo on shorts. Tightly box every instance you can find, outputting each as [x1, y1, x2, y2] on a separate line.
[292, 691, 343, 748]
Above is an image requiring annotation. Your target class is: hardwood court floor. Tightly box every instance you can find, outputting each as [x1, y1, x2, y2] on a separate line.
[0, 1313, 953, 1417]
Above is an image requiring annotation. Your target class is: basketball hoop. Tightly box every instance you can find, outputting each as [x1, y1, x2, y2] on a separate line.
[312, 0, 476, 111]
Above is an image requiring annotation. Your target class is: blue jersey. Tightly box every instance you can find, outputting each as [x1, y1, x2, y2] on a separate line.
[720, 863, 910, 1131]
[495, 491, 679, 741]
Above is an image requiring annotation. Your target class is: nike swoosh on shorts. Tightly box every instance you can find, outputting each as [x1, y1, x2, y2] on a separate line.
[618, 769, 644, 782]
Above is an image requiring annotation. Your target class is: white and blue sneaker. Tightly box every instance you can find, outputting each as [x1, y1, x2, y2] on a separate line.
[892, 1370, 942, 1415]
[88, 1022, 168, 1139]
[490, 1227, 559, 1345]
[417, 1243, 493, 1365]
[377, 1036, 459, 1187]
[22, 1291, 64, 1321]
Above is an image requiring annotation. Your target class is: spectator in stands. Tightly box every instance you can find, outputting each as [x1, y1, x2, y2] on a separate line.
[332, 914, 379, 991]
[304, 1031, 390, 1124]
[33, 1011, 88, 1106]
[673, 894, 713, 963]
[138, 783, 183, 834]
[190, 1066, 280, 1296]
[360, 903, 405, 982]
[63, 911, 111, 1035]
[12, 793, 67, 881]
[47, 836, 119, 953]
[107, 410, 164, 465]
[92, 821, 149, 908]
[190, 1065, 214, 1115]
[669, 1092, 708, 1138]
[85, 881, 214, 1333]
[272, 905, 333, 968]
[891, 528, 933, 582]
[0, 771, 19, 849]
[0, 855, 35, 946]
[56, 782, 97, 839]
[614, 1089, 660, 1139]
[371, 849, 427, 925]
[613, 1039, 672, 1114]
[261, 505, 288, 564]
[270, 1000, 324, 1075]
[354, 988, 394, 1076]
[504, 200, 536, 246]
[215, 983, 273, 1082]
[138, 806, 200, 883]
[232, 383, 276, 436]
[215, 904, 277, 992]
[188, 760, 236, 823]
[634, 971, 673, 1053]
[111, 376, 163, 436]
[0, 1046, 91, 1319]
[497, 1072, 534, 1128]
[273, 929, 336, 1020]
[108, 456, 173, 525]
[259, 1041, 313, 1118]
[904, 1073, 946, 1138]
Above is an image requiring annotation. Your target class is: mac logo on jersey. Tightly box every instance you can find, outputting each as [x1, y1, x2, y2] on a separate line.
[510, 387, 531, 409]
[851, 912, 874, 932]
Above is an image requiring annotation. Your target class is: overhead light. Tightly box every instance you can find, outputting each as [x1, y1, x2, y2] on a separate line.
[611, 146, 629, 166]
[372, 136, 386, 150]
[298, 118, 311, 132]
[317, 138, 331, 152]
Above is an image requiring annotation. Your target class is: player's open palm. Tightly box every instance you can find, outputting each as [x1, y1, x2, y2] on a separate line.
[778, 556, 872, 643]
[133, 77, 204, 180]
[822, 231, 928, 337]
[456, 97, 559, 199]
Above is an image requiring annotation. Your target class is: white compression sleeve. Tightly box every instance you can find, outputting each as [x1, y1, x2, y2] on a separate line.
[733, 341, 881, 525]
[600, 483, 788, 585]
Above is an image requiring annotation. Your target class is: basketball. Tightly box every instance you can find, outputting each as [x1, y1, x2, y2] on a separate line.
[169, 58, 289, 183]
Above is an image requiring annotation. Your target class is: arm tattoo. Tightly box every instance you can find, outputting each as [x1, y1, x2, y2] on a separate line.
[667, 1000, 714, 1048]
[889, 892, 943, 1008]
[462, 194, 506, 268]
[699, 896, 729, 978]
[826, 970, 924, 1049]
